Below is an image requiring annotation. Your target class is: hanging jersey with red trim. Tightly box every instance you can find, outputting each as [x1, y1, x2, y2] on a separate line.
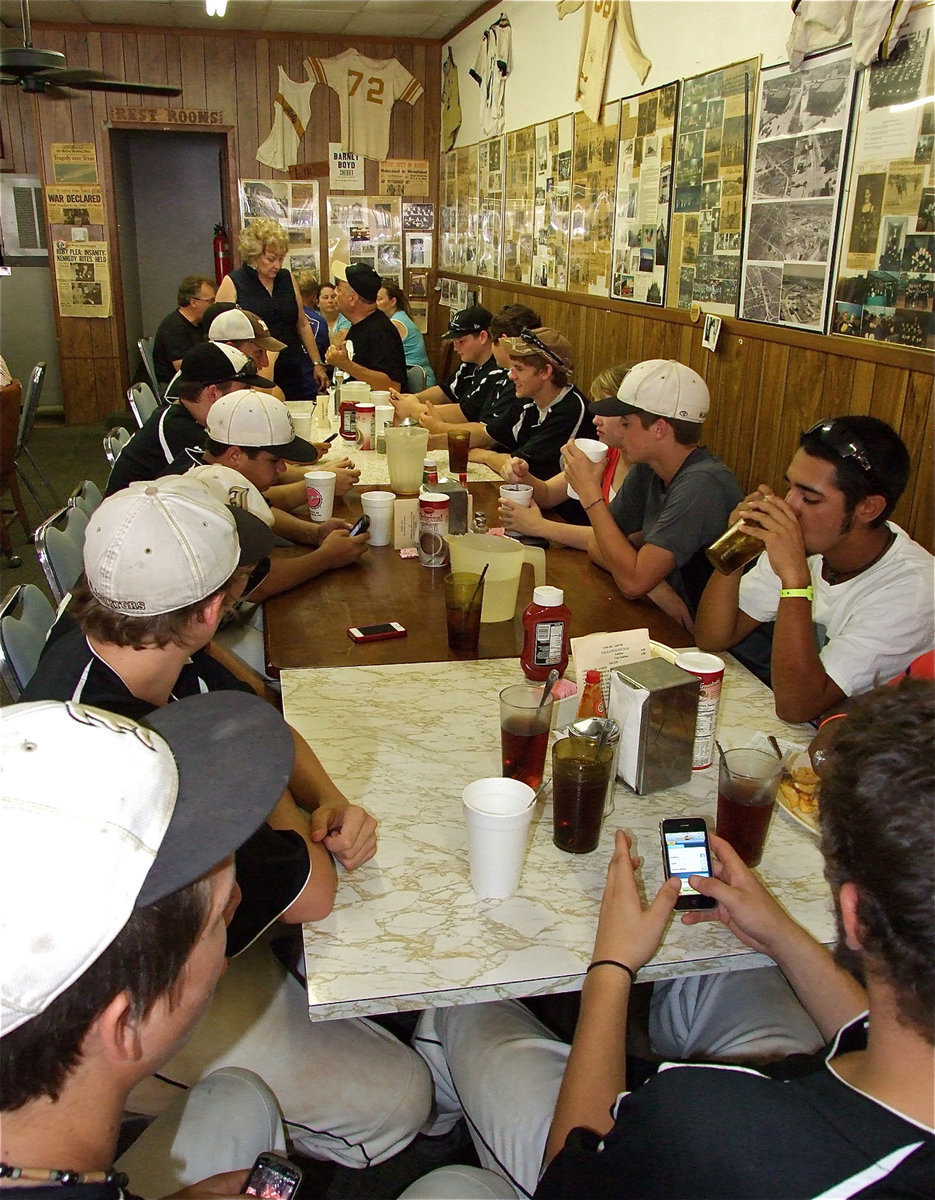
[557, 1, 651, 123]
[470, 17, 512, 137]
[304, 49, 423, 161]
[256, 67, 317, 170]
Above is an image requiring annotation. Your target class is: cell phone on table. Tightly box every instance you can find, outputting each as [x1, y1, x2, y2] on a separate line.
[348, 513, 371, 537]
[323, 431, 339, 443]
[347, 621, 407, 643]
[660, 818, 716, 910]
[241, 1151, 303, 1199]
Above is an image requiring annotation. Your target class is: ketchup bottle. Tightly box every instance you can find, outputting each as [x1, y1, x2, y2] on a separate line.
[339, 394, 357, 440]
[576, 669, 607, 718]
[520, 586, 571, 681]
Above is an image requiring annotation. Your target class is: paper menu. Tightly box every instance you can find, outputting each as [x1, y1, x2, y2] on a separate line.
[569, 628, 651, 707]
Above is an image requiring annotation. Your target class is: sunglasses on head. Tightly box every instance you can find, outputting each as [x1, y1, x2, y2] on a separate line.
[518, 330, 568, 370]
[805, 420, 873, 475]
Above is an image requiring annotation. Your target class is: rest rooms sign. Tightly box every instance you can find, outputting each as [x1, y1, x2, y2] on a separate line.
[109, 108, 224, 125]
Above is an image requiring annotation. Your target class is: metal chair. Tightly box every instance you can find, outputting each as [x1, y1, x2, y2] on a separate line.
[68, 478, 104, 519]
[15, 362, 61, 512]
[104, 426, 132, 467]
[406, 364, 428, 393]
[34, 504, 89, 604]
[0, 583, 55, 700]
[128, 381, 159, 428]
[137, 337, 163, 400]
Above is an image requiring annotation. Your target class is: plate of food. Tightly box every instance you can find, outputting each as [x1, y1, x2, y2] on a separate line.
[777, 751, 820, 836]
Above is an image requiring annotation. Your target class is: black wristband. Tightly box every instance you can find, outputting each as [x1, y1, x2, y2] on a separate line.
[586, 959, 636, 983]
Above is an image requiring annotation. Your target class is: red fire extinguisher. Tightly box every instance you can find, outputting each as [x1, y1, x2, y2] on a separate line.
[213, 223, 232, 286]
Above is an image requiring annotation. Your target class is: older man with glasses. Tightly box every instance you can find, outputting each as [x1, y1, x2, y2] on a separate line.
[695, 415, 934, 723]
[151, 274, 216, 387]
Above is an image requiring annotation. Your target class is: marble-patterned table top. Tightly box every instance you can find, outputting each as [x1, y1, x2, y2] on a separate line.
[283, 655, 829, 1022]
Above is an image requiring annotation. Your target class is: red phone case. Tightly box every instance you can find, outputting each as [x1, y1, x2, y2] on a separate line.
[347, 624, 407, 643]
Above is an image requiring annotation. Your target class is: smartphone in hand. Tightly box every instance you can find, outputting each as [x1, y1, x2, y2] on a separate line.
[660, 818, 716, 910]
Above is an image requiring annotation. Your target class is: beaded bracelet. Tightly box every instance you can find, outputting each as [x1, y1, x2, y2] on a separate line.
[586, 959, 636, 983]
[583, 497, 603, 512]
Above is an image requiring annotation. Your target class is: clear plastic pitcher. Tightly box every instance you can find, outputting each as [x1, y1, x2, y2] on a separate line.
[385, 425, 429, 493]
[444, 532, 546, 622]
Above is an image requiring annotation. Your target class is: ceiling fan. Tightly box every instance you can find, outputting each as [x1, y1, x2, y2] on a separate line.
[0, 0, 181, 97]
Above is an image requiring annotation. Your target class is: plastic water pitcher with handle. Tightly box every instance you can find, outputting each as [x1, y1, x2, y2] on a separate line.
[445, 533, 546, 622]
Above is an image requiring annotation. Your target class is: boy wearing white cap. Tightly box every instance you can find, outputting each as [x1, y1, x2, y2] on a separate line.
[563, 358, 742, 620]
[0, 691, 295, 1197]
[22, 476, 432, 1172]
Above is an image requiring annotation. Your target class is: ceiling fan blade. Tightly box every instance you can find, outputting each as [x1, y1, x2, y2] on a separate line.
[63, 77, 181, 97]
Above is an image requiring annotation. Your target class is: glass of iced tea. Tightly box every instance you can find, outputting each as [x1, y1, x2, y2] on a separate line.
[499, 682, 553, 790]
[447, 428, 471, 476]
[715, 747, 783, 867]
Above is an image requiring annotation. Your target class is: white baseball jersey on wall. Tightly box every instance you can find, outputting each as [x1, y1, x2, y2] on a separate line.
[557, 0, 651, 123]
[304, 49, 423, 161]
[256, 67, 317, 170]
[470, 15, 512, 137]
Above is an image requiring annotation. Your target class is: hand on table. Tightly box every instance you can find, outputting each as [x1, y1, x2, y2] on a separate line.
[561, 440, 604, 508]
[321, 457, 360, 495]
[591, 830, 681, 972]
[417, 401, 448, 435]
[318, 527, 370, 569]
[313, 516, 352, 541]
[738, 487, 810, 587]
[310, 803, 378, 870]
[389, 390, 426, 421]
[500, 457, 530, 485]
[680, 834, 795, 956]
[499, 496, 547, 538]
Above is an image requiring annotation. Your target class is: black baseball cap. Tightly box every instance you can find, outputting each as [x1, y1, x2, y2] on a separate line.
[441, 305, 493, 339]
[334, 261, 381, 302]
[178, 342, 277, 389]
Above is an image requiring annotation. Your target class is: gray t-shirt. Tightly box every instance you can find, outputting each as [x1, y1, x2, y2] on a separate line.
[608, 447, 743, 611]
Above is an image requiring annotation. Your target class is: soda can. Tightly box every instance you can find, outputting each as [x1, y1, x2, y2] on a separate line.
[418, 492, 450, 567]
[675, 651, 725, 770]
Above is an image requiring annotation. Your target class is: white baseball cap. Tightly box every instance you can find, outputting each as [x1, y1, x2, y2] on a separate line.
[84, 475, 241, 615]
[206, 390, 319, 463]
[186, 462, 275, 528]
[0, 693, 294, 1034]
[208, 308, 286, 353]
[616, 359, 710, 423]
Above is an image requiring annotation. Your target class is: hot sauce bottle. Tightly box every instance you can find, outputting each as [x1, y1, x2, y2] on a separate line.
[520, 586, 571, 682]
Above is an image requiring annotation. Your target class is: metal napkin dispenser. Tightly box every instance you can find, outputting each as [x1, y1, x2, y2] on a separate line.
[609, 658, 700, 794]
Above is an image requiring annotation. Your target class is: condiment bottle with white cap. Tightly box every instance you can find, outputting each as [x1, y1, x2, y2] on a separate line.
[520, 586, 571, 682]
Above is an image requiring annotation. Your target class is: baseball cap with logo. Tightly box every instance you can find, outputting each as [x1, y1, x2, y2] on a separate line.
[207, 307, 287, 353]
[206, 389, 319, 463]
[0, 692, 294, 1034]
[84, 475, 254, 615]
[177, 342, 277, 390]
[499, 327, 574, 377]
[332, 260, 381, 302]
[441, 305, 493, 339]
[604, 359, 710, 423]
[186, 462, 275, 528]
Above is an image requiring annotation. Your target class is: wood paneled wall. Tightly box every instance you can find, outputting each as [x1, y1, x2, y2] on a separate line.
[471, 280, 934, 551]
[1, 21, 441, 424]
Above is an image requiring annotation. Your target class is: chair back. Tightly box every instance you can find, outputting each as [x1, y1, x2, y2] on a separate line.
[0, 583, 55, 700]
[137, 337, 163, 400]
[104, 426, 132, 467]
[128, 381, 159, 428]
[68, 478, 104, 519]
[406, 364, 428, 393]
[15, 362, 45, 455]
[34, 505, 89, 604]
[1, 379, 22, 485]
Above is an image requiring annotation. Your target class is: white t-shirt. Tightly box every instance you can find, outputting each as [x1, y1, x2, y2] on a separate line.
[470, 18, 512, 137]
[557, 0, 651, 123]
[305, 49, 423, 161]
[738, 523, 935, 696]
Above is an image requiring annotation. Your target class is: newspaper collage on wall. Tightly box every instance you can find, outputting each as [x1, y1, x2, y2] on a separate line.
[48, 144, 112, 318]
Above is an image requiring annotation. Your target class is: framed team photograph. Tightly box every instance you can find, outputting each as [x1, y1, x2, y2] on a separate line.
[403, 202, 434, 231]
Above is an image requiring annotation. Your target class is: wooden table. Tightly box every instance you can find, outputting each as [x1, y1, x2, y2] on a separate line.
[264, 481, 692, 674]
[283, 655, 826, 1022]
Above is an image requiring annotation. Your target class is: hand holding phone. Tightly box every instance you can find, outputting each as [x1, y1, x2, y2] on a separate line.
[660, 818, 717, 910]
[348, 513, 371, 538]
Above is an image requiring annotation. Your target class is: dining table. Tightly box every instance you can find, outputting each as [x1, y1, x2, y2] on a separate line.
[283, 653, 826, 1023]
[263, 472, 693, 675]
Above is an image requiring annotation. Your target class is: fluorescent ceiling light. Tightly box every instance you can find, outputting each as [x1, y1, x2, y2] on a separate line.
[206, 0, 228, 16]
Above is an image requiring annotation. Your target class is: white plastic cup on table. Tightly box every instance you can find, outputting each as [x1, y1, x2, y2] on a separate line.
[304, 470, 336, 522]
[374, 404, 395, 453]
[566, 437, 608, 501]
[360, 490, 395, 547]
[499, 483, 533, 508]
[462, 777, 536, 899]
[291, 411, 313, 440]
